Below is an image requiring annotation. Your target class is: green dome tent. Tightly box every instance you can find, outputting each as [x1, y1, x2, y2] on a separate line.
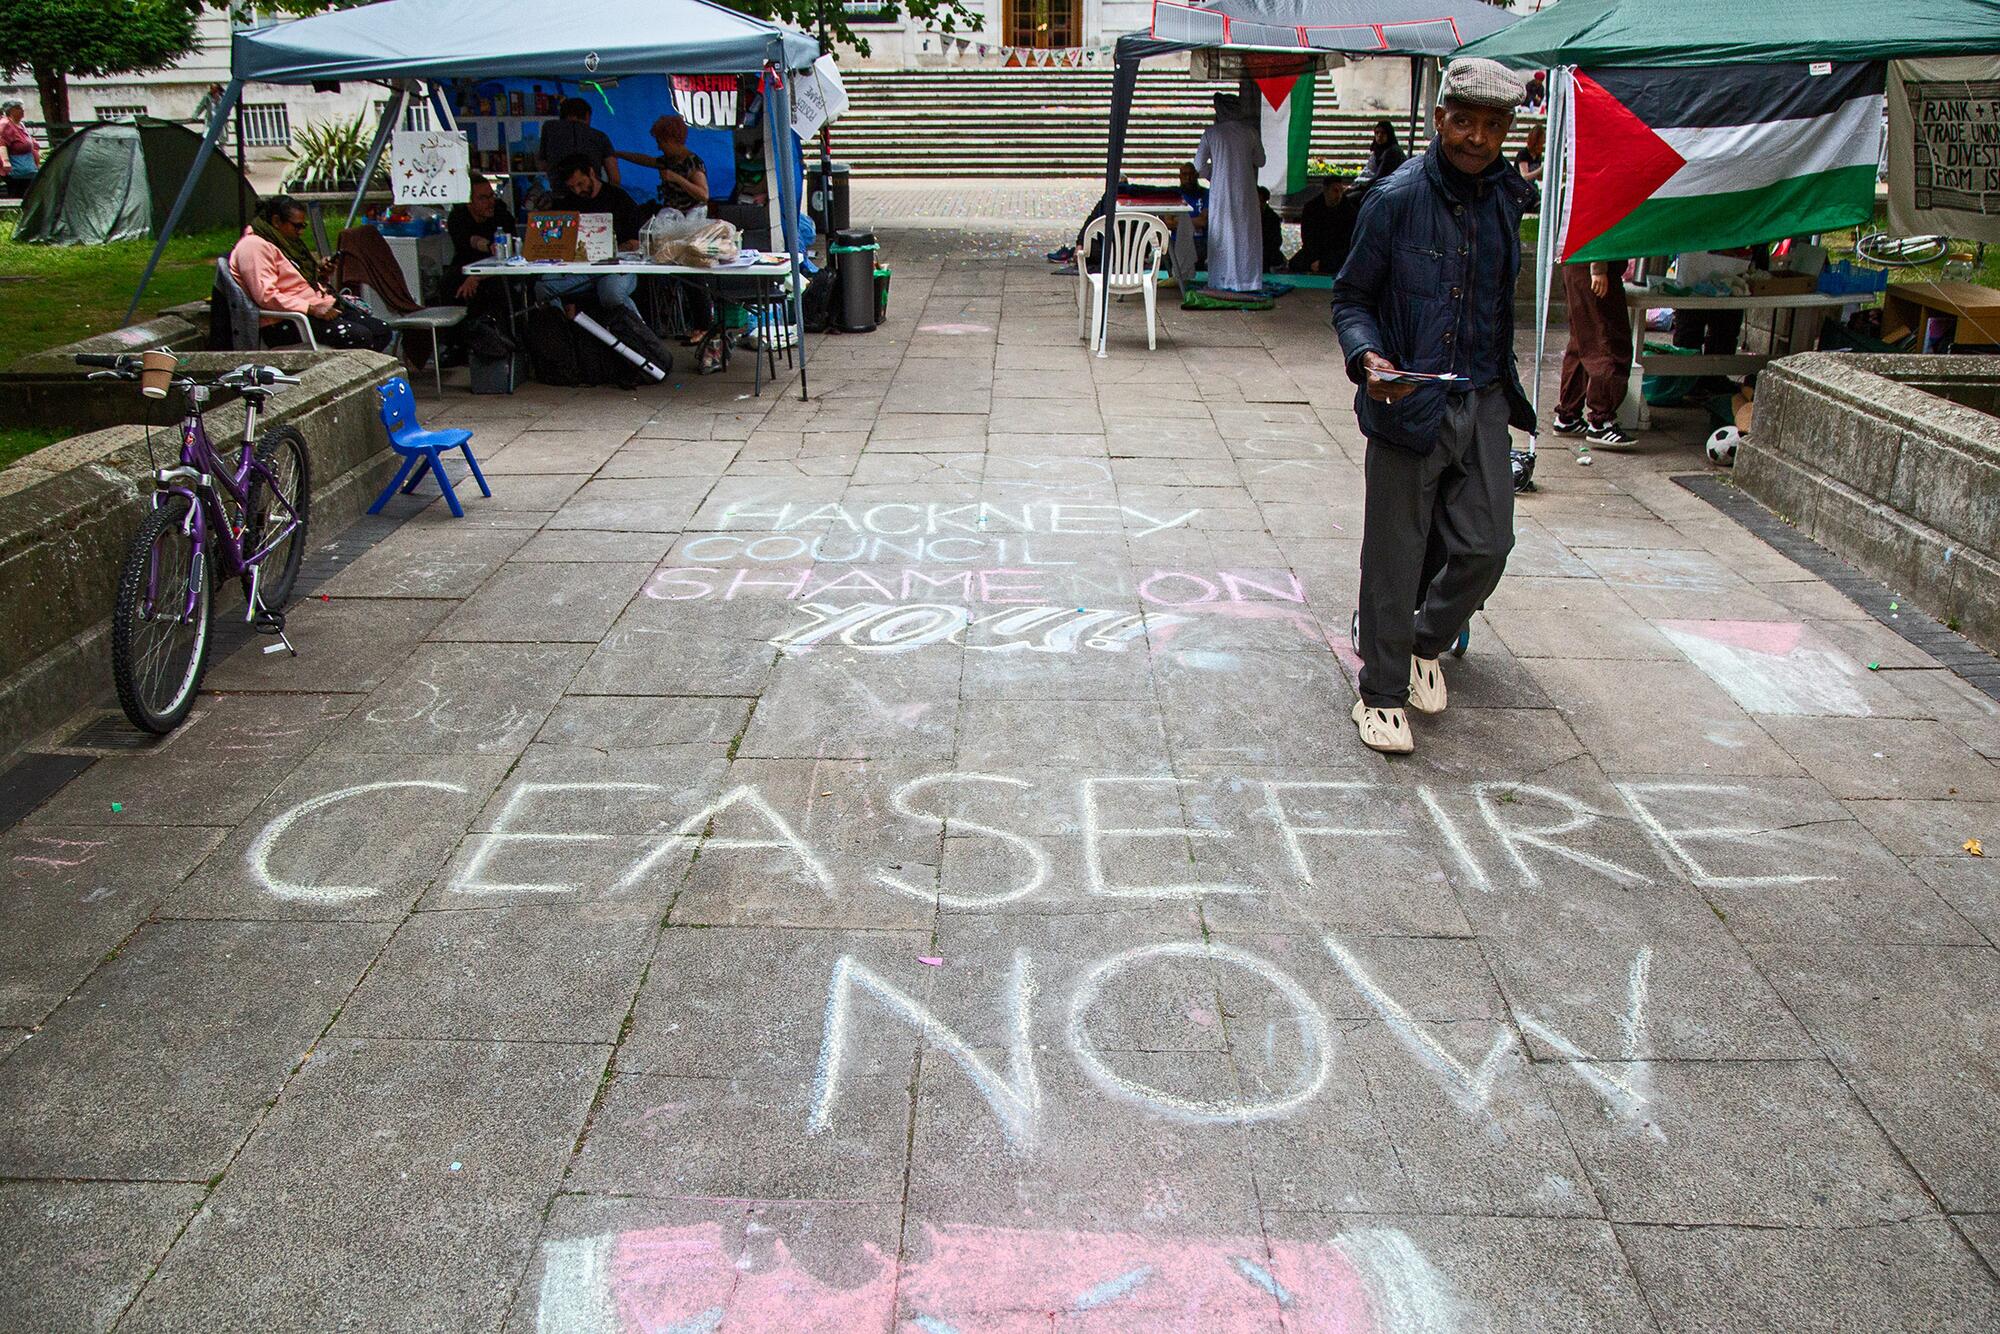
[15, 117, 256, 245]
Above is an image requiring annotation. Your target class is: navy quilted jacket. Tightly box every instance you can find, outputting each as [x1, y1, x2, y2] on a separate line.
[1332, 140, 1539, 454]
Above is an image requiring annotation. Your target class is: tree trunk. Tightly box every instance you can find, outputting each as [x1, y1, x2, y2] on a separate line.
[33, 66, 72, 144]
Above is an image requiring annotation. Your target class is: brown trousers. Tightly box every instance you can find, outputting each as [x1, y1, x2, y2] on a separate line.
[1557, 263, 1632, 424]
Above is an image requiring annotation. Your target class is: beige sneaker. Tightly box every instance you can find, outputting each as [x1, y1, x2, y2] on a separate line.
[1409, 655, 1448, 715]
[1352, 700, 1415, 754]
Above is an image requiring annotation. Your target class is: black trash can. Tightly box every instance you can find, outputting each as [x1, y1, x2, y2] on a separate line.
[830, 229, 879, 333]
[808, 161, 852, 233]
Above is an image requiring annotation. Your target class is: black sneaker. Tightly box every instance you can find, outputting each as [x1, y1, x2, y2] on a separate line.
[1551, 414, 1586, 436]
[1585, 420, 1636, 446]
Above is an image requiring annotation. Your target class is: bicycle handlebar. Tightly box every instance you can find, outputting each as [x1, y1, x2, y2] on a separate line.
[71, 353, 300, 393]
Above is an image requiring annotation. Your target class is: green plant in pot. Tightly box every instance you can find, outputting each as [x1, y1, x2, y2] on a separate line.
[283, 114, 388, 193]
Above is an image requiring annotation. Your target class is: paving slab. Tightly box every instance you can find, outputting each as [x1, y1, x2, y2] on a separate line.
[336, 903, 660, 1043]
[121, 1037, 600, 1333]
[324, 641, 588, 757]
[0, 919, 390, 1180]
[431, 560, 653, 643]
[506, 1193, 904, 1334]
[0, 1181, 205, 1332]
[1543, 1059, 1934, 1225]
[1750, 944, 2000, 1212]
[25, 693, 355, 829]
[1262, 1212, 1655, 1332]
[1617, 1220, 2000, 1334]
[160, 753, 512, 922]
[0, 824, 222, 1026]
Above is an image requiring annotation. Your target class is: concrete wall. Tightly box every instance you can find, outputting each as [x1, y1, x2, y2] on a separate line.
[0, 343, 402, 758]
[1739, 353, 2000, 650]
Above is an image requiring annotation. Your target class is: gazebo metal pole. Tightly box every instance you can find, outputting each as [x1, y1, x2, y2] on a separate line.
[1096, 48, 1141, 356]
[345, 83, 404, 233]
[125, 79, 245, 325]
[1531, 67, 1572, 442]
[767, 61, 809, 401]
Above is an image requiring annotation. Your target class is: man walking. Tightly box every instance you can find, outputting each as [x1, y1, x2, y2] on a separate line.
[1552, 258, 1636, 447]
[1332, 58, 1537, 754]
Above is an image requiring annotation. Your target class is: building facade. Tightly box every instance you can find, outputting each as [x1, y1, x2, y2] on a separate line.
[836, 0, 1154, 67]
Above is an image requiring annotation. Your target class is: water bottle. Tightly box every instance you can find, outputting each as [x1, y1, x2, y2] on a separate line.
[492, 230, 511, 263]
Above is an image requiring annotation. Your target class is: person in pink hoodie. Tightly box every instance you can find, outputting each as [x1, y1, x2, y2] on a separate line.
[228, 195, 338, 333]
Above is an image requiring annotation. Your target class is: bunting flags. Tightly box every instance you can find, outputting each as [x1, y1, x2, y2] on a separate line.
[931, 34, 1115, 66]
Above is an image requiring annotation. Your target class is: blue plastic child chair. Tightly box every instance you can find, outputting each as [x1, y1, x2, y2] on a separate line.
[370, 376, 491, 518]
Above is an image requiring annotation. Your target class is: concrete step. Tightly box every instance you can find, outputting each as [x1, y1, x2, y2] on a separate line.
[834, 68, 1538, 179]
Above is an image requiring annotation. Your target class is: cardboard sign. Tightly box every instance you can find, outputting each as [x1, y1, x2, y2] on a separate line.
[391, 129, 470, 205]
[577, 212, 615, 261]
[790, 56, 850, 139]
[522, 212, 579, 261]
[671, 74, 741, 129]
[1888, 56, 2000, 243]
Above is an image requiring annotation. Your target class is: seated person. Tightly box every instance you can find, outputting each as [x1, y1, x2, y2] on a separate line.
[229, 194, 389, 350]
[613, 115, 709, 212]
[539, 154, 649, 320]
[444, 171, 516, 320]
[1289, 175, 1366, 275]
[1258, 186, 1285, 273]
[1168, 162, 1200, 258]
[538, 97, 619, 186]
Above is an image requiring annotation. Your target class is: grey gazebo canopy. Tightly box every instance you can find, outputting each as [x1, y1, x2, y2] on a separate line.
[231, 0, 821, 81]
[130, 0, 822, 394]
[1090, 0, 1523, 352]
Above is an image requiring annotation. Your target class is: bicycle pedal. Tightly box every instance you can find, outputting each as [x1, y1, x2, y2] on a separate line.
[252, 608, 287, 635]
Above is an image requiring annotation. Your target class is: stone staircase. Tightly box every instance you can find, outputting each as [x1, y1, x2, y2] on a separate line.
[833, 68, 1451, 180]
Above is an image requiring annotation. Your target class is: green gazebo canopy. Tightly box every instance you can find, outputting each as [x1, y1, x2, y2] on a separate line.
[1456, 0, 2000, 68]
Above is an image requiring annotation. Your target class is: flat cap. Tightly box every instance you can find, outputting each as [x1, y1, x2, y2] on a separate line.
[1440, 58, 1525, 111]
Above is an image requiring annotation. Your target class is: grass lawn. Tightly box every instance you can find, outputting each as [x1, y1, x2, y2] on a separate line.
[0, 424, 68, 469]
[0, 216, 238, 370]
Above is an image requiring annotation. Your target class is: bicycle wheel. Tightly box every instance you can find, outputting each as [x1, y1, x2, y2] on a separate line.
[1854, 231, 1949, 267]
[244, 424, 311, 609]
[111, 495, 213, 734]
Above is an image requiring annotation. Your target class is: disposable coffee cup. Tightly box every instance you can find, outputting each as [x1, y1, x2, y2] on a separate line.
[139, 350, 179, 400]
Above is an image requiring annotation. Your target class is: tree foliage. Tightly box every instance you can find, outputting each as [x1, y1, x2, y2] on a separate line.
[245, 0, 984, 60]
[0, 0, 203, 128]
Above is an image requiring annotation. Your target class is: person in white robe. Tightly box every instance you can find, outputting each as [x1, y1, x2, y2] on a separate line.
[1192, 95, 1266, 294]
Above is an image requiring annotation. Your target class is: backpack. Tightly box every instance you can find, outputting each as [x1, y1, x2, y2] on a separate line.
[465, 317, 522, 395]
[599, 305, 675, 387]
[801, 264, 838, 334]
[523, 304, 587, 386]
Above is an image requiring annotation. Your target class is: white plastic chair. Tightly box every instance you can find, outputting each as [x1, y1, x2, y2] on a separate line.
[358, 283, 467, 396]
[1075, 212, 1170, 352]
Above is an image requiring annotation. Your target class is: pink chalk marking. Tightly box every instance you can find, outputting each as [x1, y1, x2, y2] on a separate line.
[594, 1220, 1382, 1331]
[919, 322, 993, 335]
[918, 956, 944, 967]
[1659, 619, 1805, 656]
[1186, 1006, 1218, 1027]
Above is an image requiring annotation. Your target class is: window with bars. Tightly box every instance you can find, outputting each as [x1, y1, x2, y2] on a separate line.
[240, 103, 291, 147]
[95, 104, 147, 121]
[376, 99, 433, 132]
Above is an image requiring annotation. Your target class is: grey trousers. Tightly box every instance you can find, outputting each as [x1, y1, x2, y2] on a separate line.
[1357, 385, 1516, 707]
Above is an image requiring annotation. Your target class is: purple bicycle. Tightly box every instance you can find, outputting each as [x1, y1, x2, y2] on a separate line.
[77, 353, 311, 733]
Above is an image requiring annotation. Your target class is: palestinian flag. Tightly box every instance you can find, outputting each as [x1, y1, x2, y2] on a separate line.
[1253, 71, 1316, 197]
[1561, 62, 1886, 262]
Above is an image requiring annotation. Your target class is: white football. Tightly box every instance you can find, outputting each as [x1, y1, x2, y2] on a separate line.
[1706, 426, 1741, 467]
